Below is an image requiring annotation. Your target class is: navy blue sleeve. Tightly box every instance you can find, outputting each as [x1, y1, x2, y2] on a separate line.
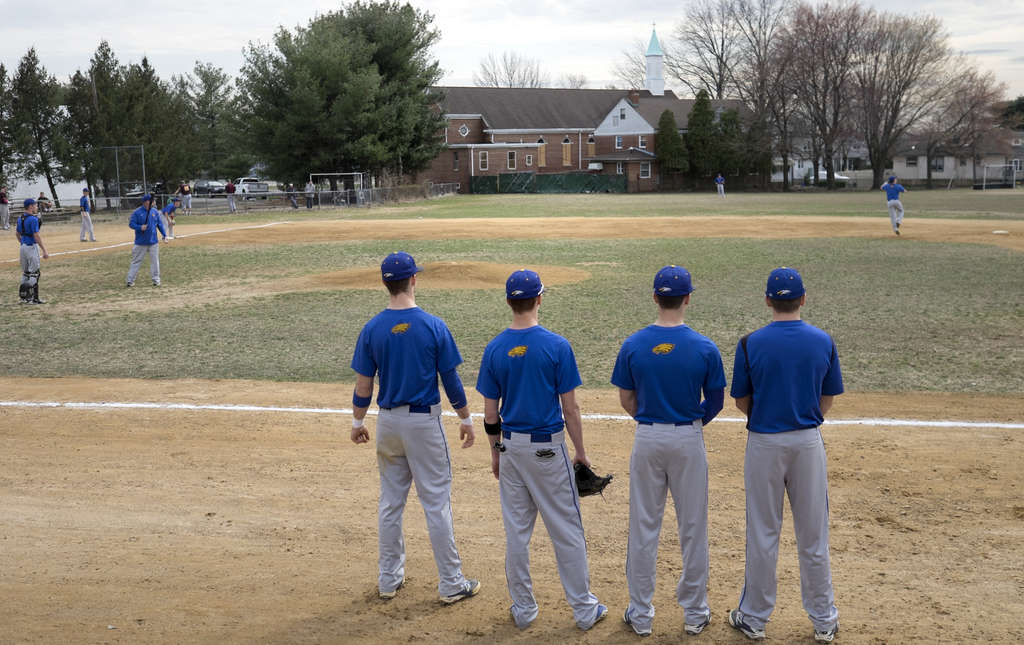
[700, 388, 725, 426]
[440, 368, 467, 409]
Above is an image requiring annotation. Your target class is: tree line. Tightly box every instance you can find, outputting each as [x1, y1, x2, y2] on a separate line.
[0, 1, 446, 206]
[614, 0, 1012, 188]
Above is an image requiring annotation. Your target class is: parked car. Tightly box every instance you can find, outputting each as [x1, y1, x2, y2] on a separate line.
[814, 170, 851, 181]
[236, 176, 270, 198]
[194, 179, 226, 195]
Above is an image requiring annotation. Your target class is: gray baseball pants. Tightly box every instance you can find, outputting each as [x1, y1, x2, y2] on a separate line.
[376, 406, 470, 597]
[887, 199, 904, 231]
[80, 212, 95, 241]
[0, 203, 9, 229]
[20, 244, 40, 294]
[737, 428, 839, 632]
[625, 422, 710, 631]
[127, 244, 160, 285]
[499, 430, 602, 630]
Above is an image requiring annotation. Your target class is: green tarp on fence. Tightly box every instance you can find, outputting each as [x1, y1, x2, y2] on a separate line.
[470, 172, 626, 194]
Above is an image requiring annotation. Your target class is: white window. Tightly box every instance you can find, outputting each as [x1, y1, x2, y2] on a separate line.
[930, 157, 944, 171]
[526, 155, 533, 167]
[638, 135, 647, 149]
[507, 151, 516, 170]
[1013, 138, 1023, 146]
[458, 124, 470, 137]
[616, 162, 624, 175]
[615, 136, 623, 149]
[906, 156, 918, 167]
[452, 151, 459, 171]
[640, 162, 651, 179]
[619, 108, 626, 120]
[479, 151, 488, 171]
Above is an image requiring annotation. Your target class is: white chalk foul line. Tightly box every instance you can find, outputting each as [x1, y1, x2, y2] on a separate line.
[1, 400, 1021, 429]
[1, 221, 292, 264]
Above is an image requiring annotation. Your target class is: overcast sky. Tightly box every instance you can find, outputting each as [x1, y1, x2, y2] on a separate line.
[1, 0, 1021, 98]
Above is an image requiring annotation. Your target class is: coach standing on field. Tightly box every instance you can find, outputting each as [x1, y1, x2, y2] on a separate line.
[612, 265, 725, 637]
[126, 194, 167, 287]
[349, 251, 480, 605]
[727, 267, 843, 643]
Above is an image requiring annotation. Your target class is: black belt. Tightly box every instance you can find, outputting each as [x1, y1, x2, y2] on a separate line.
[382, 404, 432, 413]
[638, 420, 698, 427]
[502, 430, 554, 443]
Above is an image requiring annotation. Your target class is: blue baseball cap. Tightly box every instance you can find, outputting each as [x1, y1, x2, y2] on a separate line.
[653, 265, 693, 296]
[173, 196, 182, 202]
[23, 198, 36, 207]
[141, 193, 153, 202]
[506, 269, 544, 299]
[765, 267, 805, 300]
[82, 187, 89, 192]
[380, 251, 422, 281]
[888, 176, 896, 182]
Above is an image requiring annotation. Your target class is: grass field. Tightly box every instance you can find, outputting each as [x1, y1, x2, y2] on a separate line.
[3, 190, 1021, 393]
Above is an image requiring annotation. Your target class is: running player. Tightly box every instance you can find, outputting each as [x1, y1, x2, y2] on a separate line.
[477, 269, 608, 632]
[612, 265, 725, 637]
[728, 267, 843, 643]
[350, 251, 480, 605]
[880, 175, 906, 235]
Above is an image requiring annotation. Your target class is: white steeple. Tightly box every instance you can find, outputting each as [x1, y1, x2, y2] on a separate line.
[645, 25, 665, 96]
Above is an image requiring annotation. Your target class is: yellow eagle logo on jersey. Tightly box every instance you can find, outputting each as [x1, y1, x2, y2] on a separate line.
[652, 343, 675, 355]
[391, 323, 411, 334]
[508, 345, 528, 357]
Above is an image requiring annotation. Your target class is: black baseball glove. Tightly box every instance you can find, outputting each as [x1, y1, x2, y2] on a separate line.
[574, 463, 613, 497]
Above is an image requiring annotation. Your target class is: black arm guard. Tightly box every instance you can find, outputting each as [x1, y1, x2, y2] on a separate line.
[484, 419, 502, 436]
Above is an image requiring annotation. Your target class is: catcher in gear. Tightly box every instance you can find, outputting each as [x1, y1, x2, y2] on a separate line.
[574, 463, 612, 497]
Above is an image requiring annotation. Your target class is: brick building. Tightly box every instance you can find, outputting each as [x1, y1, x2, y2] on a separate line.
[415, 30, 747, 193]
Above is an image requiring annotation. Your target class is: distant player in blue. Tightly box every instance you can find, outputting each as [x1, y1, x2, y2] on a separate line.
[880, 175, 906, 235]
[161, 197, 181, 239]
[350, 251, 480, 605]
[612, 265, 725, 637]
[477, 269, 607, 632]
[79, 187, 95, 242]
[728, 267, 843, 643]
[715, 173, 725, 197]
[126, 194, 167, 287]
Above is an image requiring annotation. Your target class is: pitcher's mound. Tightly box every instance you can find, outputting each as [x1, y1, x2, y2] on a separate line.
[309, 261, 590, 290]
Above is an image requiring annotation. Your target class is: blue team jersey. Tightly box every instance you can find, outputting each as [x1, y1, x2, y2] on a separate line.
[17, 214, 40, 245]
[715, 176, 724, 184]
[80, 196, 90, 213]
[129, 206, 165, 245]
[162, 203, 177, 215]
[731, 320, 843, 433]
[611, 324, 726, 425]
[476, 325, 582, 434]
[351, 307, 463, 409]
[883, 183, 905, 201]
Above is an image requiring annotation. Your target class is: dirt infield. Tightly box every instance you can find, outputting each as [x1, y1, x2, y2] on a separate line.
[2, 377, 1022, 644]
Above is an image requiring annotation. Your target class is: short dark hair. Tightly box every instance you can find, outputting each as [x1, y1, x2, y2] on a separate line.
[655, 294, 687, 310]
[384, 278, 412, 295]
[507, 296, 538, 314]
[769, 297, 801, 313]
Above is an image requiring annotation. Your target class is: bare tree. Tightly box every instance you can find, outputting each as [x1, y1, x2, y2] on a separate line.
[854, 12, 953, 187]
[783, 1, 865, 188]
[473, 52, 549, 88]
[765, 33, 801, 189]
[669, 0, 741, 98]
[611, 38, 649, 89]
[557, 74, 588, 89]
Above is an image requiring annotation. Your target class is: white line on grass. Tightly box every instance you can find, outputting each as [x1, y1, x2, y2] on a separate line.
[1, 400, 1021, 429]
[1, 221, 292, 264]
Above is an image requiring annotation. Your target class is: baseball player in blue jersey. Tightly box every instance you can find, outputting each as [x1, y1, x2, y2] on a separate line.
[79, 188, 96, 242]
[727, 267, 843, 643]
[477, 269, 607, 632]
[161, 197, 181, 239]
[15, 198, 48, 304]
[880, 175, 906, 235]
[126, 194, 167, 287]
[350, 251, 480, 605]
[612, 265, 725, 637]
[715, 173, 725, 197]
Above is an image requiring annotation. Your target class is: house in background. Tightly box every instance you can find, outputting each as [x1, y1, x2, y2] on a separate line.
[414, 30, 746, 193]
[891, 130, 1017, 187]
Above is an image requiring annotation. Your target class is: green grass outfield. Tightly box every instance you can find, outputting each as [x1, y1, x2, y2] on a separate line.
[3, 190, 1022, 394]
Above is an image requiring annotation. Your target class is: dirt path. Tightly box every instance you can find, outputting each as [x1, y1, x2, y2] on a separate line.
[1, 378, 1021, 644]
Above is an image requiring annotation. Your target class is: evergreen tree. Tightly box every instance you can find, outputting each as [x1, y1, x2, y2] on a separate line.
[11, 48, 71, 207]
[0, 64, 29, 189]
[715, 109, 744, 175]
[237, 0, 446, 183]
[188, 62, 238, 178]
[655, 109, 688, 174]
[685, 89, 717, 178]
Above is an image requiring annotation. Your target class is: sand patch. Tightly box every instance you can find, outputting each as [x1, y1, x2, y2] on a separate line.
[303, 261, 591, 291]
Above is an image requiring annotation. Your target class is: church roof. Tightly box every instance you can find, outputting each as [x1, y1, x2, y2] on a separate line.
[646, 29, 664, 56]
